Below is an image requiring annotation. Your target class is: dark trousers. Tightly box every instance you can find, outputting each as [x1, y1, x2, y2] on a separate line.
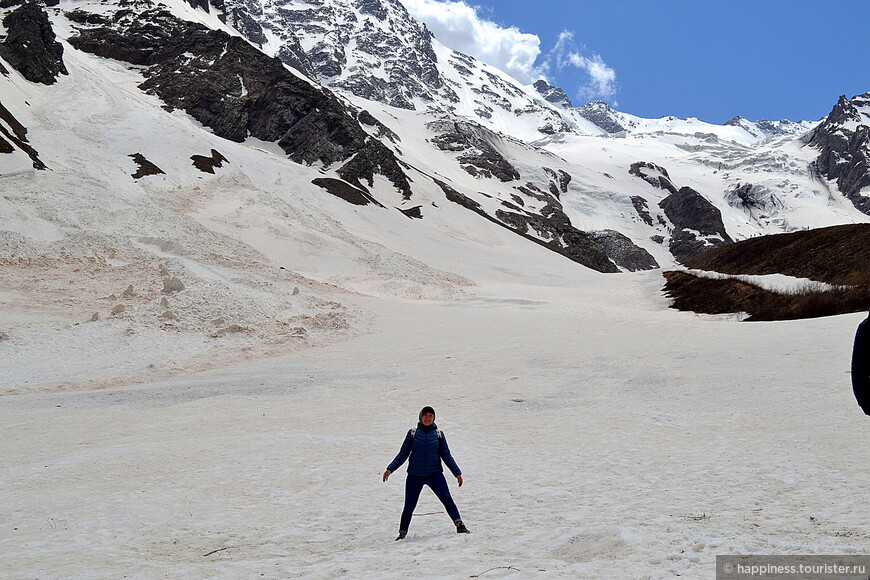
[399, 473, 462, 533]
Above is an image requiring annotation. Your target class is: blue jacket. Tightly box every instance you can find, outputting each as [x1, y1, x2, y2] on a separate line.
[853, 316, 870, 415]
[387, 422, 462, 477]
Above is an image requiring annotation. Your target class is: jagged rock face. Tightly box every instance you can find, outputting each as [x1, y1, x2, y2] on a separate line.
[629, 161, 678, 194]
[0, 0, 68, 85]
[0, 99, 45, 169]
[428, 119, 520, 182]
[543, 167, 571, 198]
[424, 118, 657, 272]
[69, 6, 363, 162]
[808, 93, 870, 215]
[587, 230, 659, 272]
[659, 187, 733, 263]
[533, 80, 572, 109]
[336, 137, 412, 198]
[223, 0, 447, 110]
[432, 179, 618, 273]
[435, 180, 619, 273]
[66, 2, 411, 197]
[221, 0, 580, 138]
[183, 0, 226, 17]
[576, 100, 626, 134]
[495, 204, 619, 273]
[631, 196, 654, 226]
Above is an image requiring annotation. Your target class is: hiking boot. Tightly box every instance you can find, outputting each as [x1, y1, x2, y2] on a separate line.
[456, 522, 470, 534]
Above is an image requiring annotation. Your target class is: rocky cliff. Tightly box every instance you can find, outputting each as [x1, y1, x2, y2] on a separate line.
[67, 1, 411, 195]
[807, 93, 870, 215]
[0, 0, 68, 85]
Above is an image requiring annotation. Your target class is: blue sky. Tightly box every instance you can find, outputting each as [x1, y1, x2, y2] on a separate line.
[401, 0, 870, 124]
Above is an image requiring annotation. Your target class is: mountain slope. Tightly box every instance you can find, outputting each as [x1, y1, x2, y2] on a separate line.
[1, 0, 869, 325]
[807, 92, 870, 215]
[663, 223, 870, 320]
[683, 223, 870, 286]
[210, 0, 870, 263]
[221, 0, 602, 141]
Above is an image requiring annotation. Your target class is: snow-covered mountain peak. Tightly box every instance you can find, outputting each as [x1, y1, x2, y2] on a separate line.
[3, 0, 868, 295]
[822, 92, 870, 130]
[219, 0, 602, 141]
[724, 116, 815, 141]
[223, 0, 440, 110]
[533, 80, 573, 109]
[806, 92, 870, 214]
[575, 100, 627, 133]
[216, 0, 821, 148]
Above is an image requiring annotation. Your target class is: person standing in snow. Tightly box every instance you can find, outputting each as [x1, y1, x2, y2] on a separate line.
[383, 406, 470, 540]
[852, 311, 870, 415]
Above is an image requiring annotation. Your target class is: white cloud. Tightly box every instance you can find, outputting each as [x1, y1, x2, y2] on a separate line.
[569, 54, 617, 100]
[400, 1, 618, 103]
[400, 0, 542, 84]
[548, 30, 618, 102]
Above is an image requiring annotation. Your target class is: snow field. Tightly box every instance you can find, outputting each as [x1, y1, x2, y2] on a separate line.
[2, 4, 869, 577]
[2, 285, 868, 579]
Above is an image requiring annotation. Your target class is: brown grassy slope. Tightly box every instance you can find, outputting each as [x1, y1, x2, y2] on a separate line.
[665, 223, 870, 321]
[682, 223, 870, 286]
[663, 271, 870, 321]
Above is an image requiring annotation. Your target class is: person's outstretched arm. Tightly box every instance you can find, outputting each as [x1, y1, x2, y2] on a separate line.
[384, 430, 413, 481]
[439, 433, 463, 486]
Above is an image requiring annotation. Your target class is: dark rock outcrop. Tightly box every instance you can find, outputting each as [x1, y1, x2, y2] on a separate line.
[533, 80, 572, 109]
[631, 196, 654, 226]
[191, 149, 228, 174]
[576, 100, 626, 134]
[587, 230, 659, 272]
[659, 186, 733, 263]
[129, 153, 165, 179]
[807, 93, 870, 215]
[629, 161, 732, 262]
[0, 0, 68, 84]
[543, 167, 571, 198]
[0, 134, 13, 153]
[0, 100, 44, 169]
[68, 4, 411, 196]
[312, 177, 384, 207]
[428, 119, 520, 182]
[336, 138, 412, 199]
[399, 205, 422, 219]
[494, 204, 619, 273]
[182, 0, 226, 17]
[435, 178, 617, 273]
[224, 1, 270, 50]
[357, 110, 400, 143]
[459, 149, 520, 182]
[629, 161, 678, 194]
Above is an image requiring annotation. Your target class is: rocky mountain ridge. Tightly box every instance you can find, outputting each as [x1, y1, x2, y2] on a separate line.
[1, 0, 869, 284]
[807, 92, 870, 215]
